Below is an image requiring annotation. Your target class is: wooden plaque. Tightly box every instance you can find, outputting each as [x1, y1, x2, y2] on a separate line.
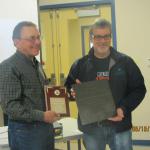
[44, 86, 70, 117]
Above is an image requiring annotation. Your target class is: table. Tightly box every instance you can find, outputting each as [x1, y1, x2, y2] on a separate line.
[56, 117, 83, 150]
[0, 126, 9, 150]
[0, 117, 83, 150]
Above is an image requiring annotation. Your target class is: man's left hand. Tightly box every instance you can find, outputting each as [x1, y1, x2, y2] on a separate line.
[108, 108, 124, 121]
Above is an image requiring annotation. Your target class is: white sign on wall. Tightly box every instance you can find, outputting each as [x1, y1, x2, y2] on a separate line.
[0, 0, 39, 63]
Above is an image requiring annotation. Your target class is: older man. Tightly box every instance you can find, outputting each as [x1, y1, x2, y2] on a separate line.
[0, 21, 60, 150]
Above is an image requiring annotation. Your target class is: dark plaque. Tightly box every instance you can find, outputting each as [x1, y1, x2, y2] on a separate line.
[73, 80, 116, 125]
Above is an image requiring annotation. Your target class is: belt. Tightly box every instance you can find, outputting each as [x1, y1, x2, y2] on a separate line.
[8, 119, 48, 127]
[97, 120, 114, 127]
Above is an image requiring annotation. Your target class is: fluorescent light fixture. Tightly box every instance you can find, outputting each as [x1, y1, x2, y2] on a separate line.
[76, 9, 100, 17]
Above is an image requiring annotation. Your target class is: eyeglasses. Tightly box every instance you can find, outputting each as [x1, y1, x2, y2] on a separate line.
[92, 34, 111, 40]
[19, 36, 42, 43]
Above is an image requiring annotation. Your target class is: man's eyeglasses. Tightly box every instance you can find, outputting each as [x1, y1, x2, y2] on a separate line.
[19, 36, 42, 43]
[92, 34, 111, 40]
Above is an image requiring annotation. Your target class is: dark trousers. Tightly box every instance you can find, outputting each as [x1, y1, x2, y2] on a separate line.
[8, 120, 54, 150]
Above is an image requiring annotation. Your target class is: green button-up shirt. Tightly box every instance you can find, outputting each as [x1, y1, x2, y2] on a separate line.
[0, 51, 47, 122]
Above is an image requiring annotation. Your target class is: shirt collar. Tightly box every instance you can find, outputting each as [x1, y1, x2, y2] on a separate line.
[16, 50, 38, 67]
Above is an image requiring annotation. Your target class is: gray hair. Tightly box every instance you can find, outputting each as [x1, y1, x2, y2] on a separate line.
[90, 18, 112, 35]
[12, 21, 36, 40]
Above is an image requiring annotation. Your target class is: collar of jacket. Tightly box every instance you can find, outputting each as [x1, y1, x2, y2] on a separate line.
[16, 50, 39, 67]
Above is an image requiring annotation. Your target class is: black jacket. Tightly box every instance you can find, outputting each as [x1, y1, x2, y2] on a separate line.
[65, 47, 146, 133]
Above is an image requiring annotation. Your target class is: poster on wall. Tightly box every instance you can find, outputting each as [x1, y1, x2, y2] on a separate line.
[0, 0, 39, 63]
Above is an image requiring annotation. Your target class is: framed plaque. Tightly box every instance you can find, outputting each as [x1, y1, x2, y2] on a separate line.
[44, 86, 70, 117]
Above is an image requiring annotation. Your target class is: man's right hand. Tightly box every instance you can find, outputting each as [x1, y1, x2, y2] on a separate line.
[70, 79, 81, 98]
[43, 111, 60, 123]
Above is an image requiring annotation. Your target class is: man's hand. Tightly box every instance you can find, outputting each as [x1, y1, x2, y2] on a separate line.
[70, 79, 81, 98]
[108, 108, 124, 121]
[44, 111, 60, 123]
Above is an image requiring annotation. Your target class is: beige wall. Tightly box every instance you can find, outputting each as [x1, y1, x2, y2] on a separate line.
[115, 0, 150, 140]
[115, 0, 150, 56]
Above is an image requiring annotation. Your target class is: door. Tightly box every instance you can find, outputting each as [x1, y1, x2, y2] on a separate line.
[40, 4, 112, 85]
